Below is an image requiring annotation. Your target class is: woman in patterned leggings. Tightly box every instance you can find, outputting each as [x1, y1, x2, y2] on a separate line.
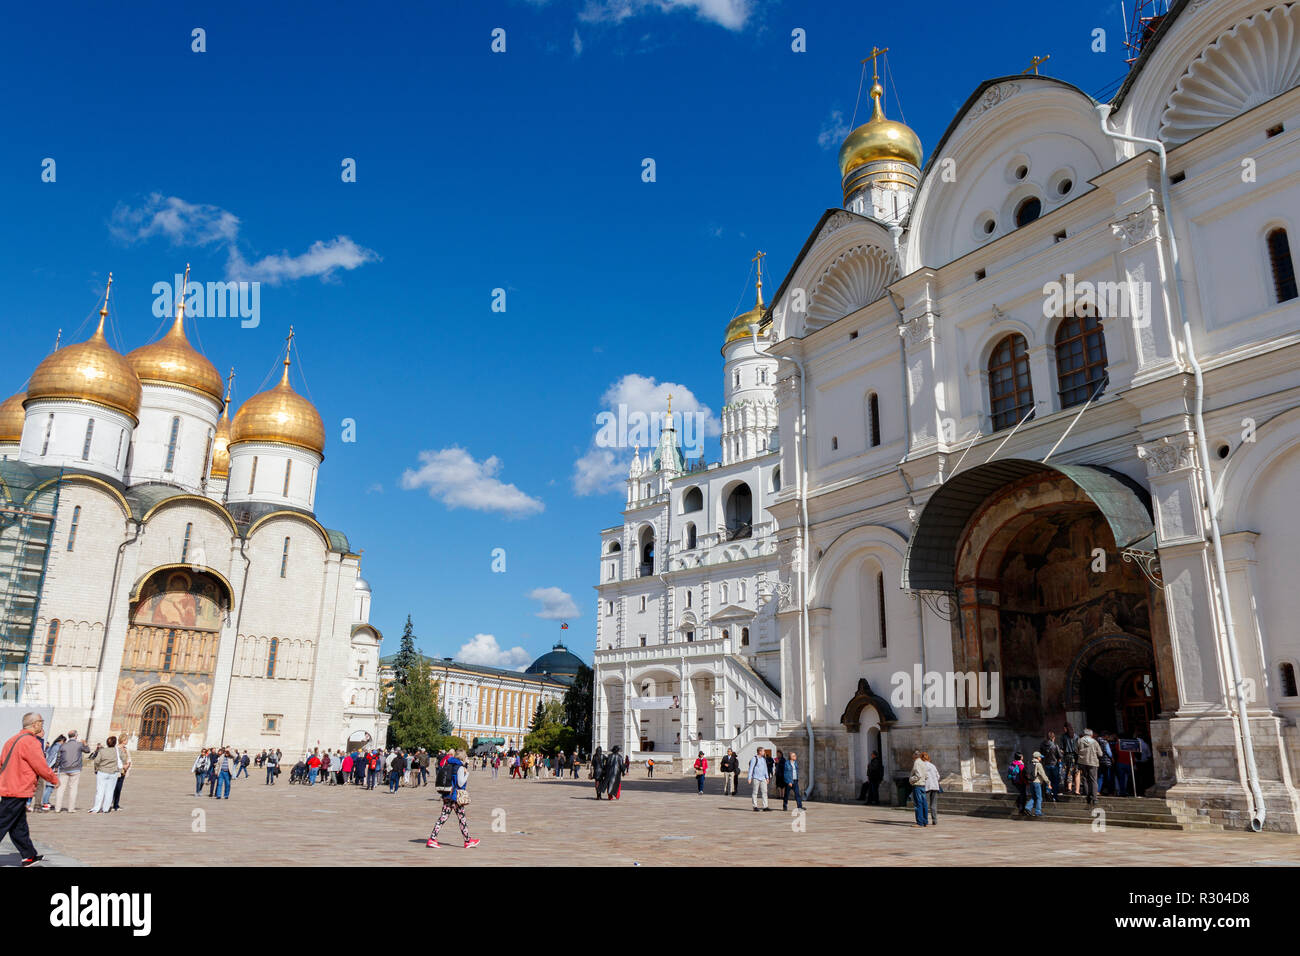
[427, 750, 479, 849]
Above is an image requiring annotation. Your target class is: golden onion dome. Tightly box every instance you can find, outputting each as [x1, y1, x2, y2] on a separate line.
[210, 377, 234, 478]
[127, 311, 224, 401]
[26, 295, 142, 421]
[230, 352, 325, 456]
[723, 256, 768, 352]
[838, 83, 923, 177]
[0, 391, 25, 443]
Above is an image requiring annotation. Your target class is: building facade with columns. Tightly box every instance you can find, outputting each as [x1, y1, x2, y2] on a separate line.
[593, 274, 784, 766]
[601, 0, 1300, 830]
[0, 280, 388, 754]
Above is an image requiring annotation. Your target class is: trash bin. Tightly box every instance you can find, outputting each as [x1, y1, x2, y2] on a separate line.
[894, 775, 911, 806]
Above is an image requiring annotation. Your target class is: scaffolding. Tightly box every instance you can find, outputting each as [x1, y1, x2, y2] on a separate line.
[0, 470, 61, 702]
[1121, 0, 1171, 64]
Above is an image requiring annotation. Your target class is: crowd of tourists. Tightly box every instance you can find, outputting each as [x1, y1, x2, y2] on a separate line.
[901, 723, 1155, 827]
[0, 714, 133, 867]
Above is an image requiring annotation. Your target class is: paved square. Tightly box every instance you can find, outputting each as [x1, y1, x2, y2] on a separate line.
[7, 768, 1299, 866]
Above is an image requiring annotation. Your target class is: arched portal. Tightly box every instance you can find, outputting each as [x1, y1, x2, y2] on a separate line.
[903, 460, 1170, 748]
[111, 566, 232, 749]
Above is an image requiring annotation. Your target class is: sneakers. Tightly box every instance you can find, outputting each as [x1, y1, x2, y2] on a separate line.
[426, 838, 441, 848]
[464, 839, 480, 849]
[22, 854, 44, 867]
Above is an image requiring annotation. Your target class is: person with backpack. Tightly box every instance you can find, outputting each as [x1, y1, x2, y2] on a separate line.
[388, 750, 406, 793]
[908, 750, 929, 827]
[427, 750, 479, 848]
[646, 757, 654, 778]
[0, 713, 60, 866]
[1061, 723, 1081, 794]
[1039, 731, 1062, 801]
[693, 751, 708, 795]
[1007, 751, 1028, 815]
[265, 749, 280, 785]
[235, 751, 250, 779]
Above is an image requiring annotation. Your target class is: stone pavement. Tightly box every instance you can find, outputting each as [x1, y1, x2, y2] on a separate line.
[6, 768, 1299, 866]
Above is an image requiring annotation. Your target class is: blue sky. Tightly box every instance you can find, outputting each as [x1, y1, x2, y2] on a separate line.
[0, 0, 1129, 668]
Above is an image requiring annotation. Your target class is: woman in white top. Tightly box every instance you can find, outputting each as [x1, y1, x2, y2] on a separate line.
[922, 752, 941, 826]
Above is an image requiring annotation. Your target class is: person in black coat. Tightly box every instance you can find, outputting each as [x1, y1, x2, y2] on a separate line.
[599, 745, 624, 800]
[591, 746, 605, 797]
[859, 751, 884, 804]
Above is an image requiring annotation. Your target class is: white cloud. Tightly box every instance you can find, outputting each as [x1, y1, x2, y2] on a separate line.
[572, 373, 720, 496]
[401, 446, 544, 517]
[572, 28, 584, 55]
[818, 109, 852, 150]
[529, 586, 580, 620]
[109, 192, 378, 285]
[455, 633, 533, 671]
[226, 237, 378, 285]
[579, 0, 752, 30]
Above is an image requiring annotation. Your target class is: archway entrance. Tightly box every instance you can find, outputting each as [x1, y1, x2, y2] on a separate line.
[903, 461, 1170, 747]
[138, 703, 170, 751]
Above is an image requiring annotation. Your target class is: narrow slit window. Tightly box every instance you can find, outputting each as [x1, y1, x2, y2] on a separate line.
[41, 414, 54, 456]
[267, 637, 279, 678]
[877, 571, 887, 649]
[67, 506, 81, 551]
[283, 459, 293, 497]
[1267, 228, 1297, 303]
[868, 393, 881, 447]
[164, 416, 180, 472]
[43, 620, 59, 665]
[249, 456, 259, 494]
[280, 536, 290, 578]
[181, 522, 193, 564]
[162, 629, 176, 672]
[81, 419, 95, 461]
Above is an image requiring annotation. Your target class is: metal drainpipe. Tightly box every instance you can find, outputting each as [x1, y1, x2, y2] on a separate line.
[751, 321, 816, 799]
[218, 535, 254, 746]
[87, 516, 143, 738]
[887, 289, 928, 728]
[1097, 104, 1265, 831]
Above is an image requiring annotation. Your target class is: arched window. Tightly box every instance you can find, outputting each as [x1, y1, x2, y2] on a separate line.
[43, 620, 59, 665]
[280, 537, 290, 578]
[164, 416, 181, 472]
[684, 522, 697, 550]
[877, 571, 887, 650]
[1281, 662, 1298, 698]
[67, 506, 81, 551]
[739, 581, 746, 601]
[181, 522, 193, 564]
[81, 419, 95, 461]
[282, 459, 293, 497]
[248, 456, 259, 493]
[721, 582, 729, 604]
[267, 637, 279, 679]
[1055, 311, 1109, 408]
[724, 483, 753, 539]
[607, 540, 621, 553]
[741, 627, 750, 647]
[1268, 228, 1297, 303]
[988, 333, 1034, 431]
[772, 466, 781, 493]
[685, 589, 692, 608]
[867, 392, 881, 447]
[722, 629, 730, 641]
[682, 487, 703, 513]
[162, 629, 177, 672]
[639, 529, 655, 577]
[1014, 197, 1042, 227]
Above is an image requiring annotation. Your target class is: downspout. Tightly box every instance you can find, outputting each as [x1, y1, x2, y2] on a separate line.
[1097, 104, 1265, 831]
[888, 289, 928, 728]
[88, 515, 143, 736]
[218, 535, 254, 745]
[751, 318, 816, 799]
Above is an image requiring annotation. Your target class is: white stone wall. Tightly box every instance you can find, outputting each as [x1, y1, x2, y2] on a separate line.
[225, 442, 322, 512]
[20, 401, 135, 482]
[125, 385, 221, 491]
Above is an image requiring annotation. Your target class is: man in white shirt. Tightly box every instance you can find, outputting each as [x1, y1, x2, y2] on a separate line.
[747, 749, 771, 812]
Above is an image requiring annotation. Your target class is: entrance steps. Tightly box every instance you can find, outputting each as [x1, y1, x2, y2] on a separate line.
[897, 790, 1221, 831]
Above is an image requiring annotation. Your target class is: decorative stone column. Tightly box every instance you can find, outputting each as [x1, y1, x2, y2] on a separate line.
[1109, 200, 1182, 383]
[899, 288, 944, 456]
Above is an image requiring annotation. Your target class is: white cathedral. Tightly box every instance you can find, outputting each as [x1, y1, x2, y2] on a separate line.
[0, 277, 388, 754]
[596, 0, 1300, 831]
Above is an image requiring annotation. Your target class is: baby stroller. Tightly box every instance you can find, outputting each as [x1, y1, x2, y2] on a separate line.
[289, 760, 309, 784]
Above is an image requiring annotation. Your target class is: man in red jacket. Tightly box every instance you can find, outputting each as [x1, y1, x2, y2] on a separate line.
[0, 713, 60, 866]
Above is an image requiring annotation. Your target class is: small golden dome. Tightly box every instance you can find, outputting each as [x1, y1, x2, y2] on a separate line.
[838, 83, 923, 177]
[127, 311, 223, 401]
[723, 254, 768, 352]
[230, 352, 325, 456]
[26, 294, 142, 421]
[0, 392, 25, 442]
[210, 376, 234, 478]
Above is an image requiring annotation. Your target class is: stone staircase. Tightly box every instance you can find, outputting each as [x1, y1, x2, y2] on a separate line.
[897, 790, 1221, 831]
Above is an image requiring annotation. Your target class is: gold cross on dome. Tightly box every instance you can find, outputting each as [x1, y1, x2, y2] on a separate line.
[667, 393, 673, 415]
[861, 46, 889, 83]
[1023, 54, 1050, 75]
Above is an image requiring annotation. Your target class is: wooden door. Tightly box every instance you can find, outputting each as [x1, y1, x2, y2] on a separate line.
[139, 703, 169, 751]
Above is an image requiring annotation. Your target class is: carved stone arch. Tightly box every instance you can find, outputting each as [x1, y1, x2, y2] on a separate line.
[1160, 3, 1300, 145]
[805, 244, 898, 330]
[840, 678, 899, 732]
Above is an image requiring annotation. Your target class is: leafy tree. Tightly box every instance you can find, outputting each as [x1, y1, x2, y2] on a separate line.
[433, 735, 469, 753]
[388, 656, 440, 749]
[523, 698, 576, 755]
[562, 664, 593, 752]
